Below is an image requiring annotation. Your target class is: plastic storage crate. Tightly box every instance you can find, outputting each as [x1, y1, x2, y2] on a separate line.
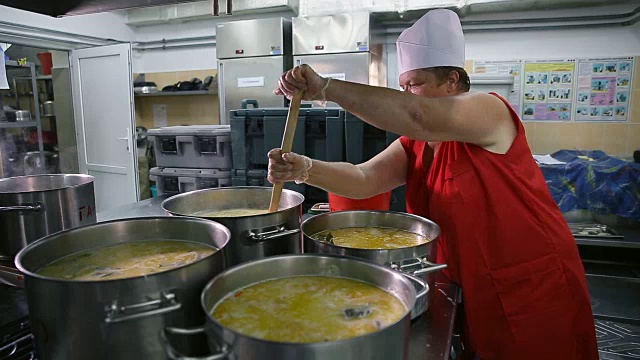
[231, 169, 305, 198]
[343, 111, 406, 212]
[149, 167, 232, 195]
[344, 111, 388, 164]
[230, 108, 344, 170]
[148, 125, 233, 169]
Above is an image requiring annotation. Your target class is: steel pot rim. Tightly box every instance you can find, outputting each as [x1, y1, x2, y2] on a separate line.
[199, 253, 418, 346]
[161, 186, 305, 218]
[300, 210, 441, 253]
[14, 216, 231, 284]
[0, 174, 95, 194]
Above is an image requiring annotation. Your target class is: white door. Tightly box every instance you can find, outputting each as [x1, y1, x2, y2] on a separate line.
[71, 43, 138, 213]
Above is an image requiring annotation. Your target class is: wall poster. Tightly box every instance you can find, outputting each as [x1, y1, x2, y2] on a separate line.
[574, 57, 634, 122]
[522, 59, 576, 121]
[473, 60, 524, 116]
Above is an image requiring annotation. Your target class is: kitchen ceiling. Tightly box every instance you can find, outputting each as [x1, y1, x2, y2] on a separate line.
[1, 0, 639, 21]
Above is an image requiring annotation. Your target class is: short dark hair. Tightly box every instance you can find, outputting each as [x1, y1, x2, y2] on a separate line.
[424, 67, 471, 92]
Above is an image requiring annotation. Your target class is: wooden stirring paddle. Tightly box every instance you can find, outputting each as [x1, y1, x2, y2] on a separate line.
[269, 91, 305, 213]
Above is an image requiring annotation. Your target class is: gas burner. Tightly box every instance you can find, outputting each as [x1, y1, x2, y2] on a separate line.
[597, 320, 640, 359]
[569, 223, 625, 239]
[0, 317, 36, 360]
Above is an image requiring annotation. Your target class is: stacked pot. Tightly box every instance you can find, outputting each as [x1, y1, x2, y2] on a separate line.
[15, 184, 445, 360]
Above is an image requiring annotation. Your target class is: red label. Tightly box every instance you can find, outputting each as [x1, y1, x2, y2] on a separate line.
[78, 204, 95, 222]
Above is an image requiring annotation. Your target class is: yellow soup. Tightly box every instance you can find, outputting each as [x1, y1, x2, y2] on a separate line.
[312, 227, 429, 250]
[192, 208, 269, 218]
[211, 276, 406, 343]
[37, 240, 216, 281]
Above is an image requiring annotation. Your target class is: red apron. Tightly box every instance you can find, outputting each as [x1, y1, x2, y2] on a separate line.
[400, 93, 598, 359]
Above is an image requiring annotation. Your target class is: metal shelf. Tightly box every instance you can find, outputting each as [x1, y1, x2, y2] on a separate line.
[14, 75, 52, 81]
[135, 90, 217, 97]
[2, 61, 46, 172]
[0, 121, 37, 129]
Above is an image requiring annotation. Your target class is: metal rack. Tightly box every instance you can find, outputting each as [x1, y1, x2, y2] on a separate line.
[134, 90, 217, 97]
[0, 60, 46, 172]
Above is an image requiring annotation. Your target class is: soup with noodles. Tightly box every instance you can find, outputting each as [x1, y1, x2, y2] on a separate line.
[312, 227, 429, 250]
[211, 276, 406, 343]
[37, 240, 216, 281]
[192, 208, 269, 218]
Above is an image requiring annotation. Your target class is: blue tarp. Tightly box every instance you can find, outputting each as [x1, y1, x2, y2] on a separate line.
[539, 150, 640, 221]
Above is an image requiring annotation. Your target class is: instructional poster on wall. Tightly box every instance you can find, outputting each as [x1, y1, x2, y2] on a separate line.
[522, 60, 575, 121]
[474, 60, 523, 115]
[574, 57, 634, 122]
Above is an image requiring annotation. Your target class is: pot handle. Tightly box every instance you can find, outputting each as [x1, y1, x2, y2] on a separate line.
[248, 225, 300, 243]
[105, 291, 181, 324]
[401, 272, 429, 300]
[0, 265, 25, 288]
[162, 326, 230, 360]
[0, 203, 44, 213]
[390, 258, 447, 276]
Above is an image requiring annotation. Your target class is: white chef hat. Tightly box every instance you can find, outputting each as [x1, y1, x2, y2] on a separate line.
[396, 9, 465, 76]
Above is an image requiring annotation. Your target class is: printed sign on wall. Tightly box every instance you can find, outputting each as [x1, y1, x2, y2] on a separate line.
[522, 60, 576, 121]
[574, 57, 634, 122]
[474, 60, 524, 116]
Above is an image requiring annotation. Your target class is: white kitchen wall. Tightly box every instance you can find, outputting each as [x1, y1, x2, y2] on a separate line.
[386, 22, 640, 90]
[465, 23, 640, 61]
[132, 46, 217, 73]
[131, 11, 295, 73]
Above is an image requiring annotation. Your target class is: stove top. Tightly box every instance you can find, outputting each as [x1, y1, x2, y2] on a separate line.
[0, 259, 24, 288]
[570, 223, 625, 239]
[597, 319, 640, 359]
[0, 317, 35, 360]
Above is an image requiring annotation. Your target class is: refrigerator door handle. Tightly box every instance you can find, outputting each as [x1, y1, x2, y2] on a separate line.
[218, 62, 226, 125]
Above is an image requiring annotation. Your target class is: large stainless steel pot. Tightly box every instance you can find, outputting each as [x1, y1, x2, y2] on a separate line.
[0, 174, 96, 261]
[163, 254, 426, 360]
[301, 211, 446, 318]
[162, 186, 304, 267]
[14, 217, 231, 360]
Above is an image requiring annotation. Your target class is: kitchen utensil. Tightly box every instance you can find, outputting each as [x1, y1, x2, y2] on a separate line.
[201, 75, 214, 90]
[22, 151, 58, 175]
[37, 52, 52, 75]
[301, 210, 446, 319]
[162, 186, 304, 267]
[269, 90, 305, 213]
[162, 254, 425, 360]
[41, 101, 54, 117]
[15, 216, 231, 360]
[0, 174, 95, 261]
[15, 110, 31, 122]
[134, 86, 158, 94]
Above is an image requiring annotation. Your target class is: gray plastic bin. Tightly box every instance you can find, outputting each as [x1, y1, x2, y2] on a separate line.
[149, 125, 233, 169]
[343, 111, 406, 212]
[230, 108, 344, 170]
[344, 111, 389, 164]
[149, 167, 232, 195]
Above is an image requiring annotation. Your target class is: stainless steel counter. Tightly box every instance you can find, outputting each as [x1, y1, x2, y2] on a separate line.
[96, 196, 460, 359]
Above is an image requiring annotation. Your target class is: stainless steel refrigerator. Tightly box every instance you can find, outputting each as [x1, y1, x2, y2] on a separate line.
[216, 17, 292, 124]
[292, 12, 386, 107]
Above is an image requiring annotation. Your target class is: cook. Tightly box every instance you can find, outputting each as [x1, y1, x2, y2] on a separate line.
[267, 9, 598, 360]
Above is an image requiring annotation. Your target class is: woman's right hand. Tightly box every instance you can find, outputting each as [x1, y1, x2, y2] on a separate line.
[274, 64, 329, 101]
[267, 148, 313, 184]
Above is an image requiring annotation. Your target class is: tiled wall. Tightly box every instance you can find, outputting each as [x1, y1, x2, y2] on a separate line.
[134, 69, 219, 130]
[467, 58, 640, 157]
